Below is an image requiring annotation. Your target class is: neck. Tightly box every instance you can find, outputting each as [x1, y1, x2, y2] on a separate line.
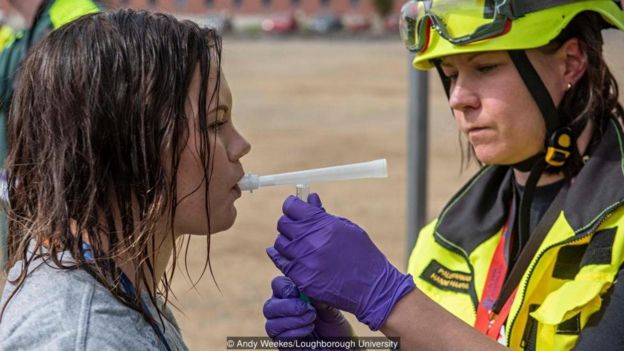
[117, 231, 175, 294]
[78, 215, 176, 295]
[513, 121, 594, 186]
[153, 233, 175, 290]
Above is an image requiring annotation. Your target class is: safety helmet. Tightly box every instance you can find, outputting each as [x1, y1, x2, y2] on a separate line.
[399, 0, 624, 170]
[400, 0, 624, 70]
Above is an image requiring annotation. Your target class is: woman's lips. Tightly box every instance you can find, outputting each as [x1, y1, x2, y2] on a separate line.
[232, 183, 242, 198]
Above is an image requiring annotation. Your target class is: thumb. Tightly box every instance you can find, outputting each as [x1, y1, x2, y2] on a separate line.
[306, 193, 325, 210]
[282, 195, 324, 221]
[271, 276, 299, 298]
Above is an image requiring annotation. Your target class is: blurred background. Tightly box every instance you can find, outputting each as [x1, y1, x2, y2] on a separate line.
[0, 0, 622, 349]
[0, 0, 403, 36]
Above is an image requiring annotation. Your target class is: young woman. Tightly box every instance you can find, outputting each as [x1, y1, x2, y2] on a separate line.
[0, 9, 250, 350]
[263, 1, 624, 349]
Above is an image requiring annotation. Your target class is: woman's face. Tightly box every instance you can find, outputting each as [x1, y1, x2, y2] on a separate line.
[174, 67, 251, 236]
[440, 49, 568, 165]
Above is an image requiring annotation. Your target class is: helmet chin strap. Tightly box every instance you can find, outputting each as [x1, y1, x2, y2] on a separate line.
[507, 50, 574, 171]
[511, 153, 543, 172]
[507, 49, 574, 252]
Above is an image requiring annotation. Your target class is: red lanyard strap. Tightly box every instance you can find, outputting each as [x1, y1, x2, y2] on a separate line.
[475, 180, 569, 340]
[492, 182, 568, 316]
[474, 220, 513, 337]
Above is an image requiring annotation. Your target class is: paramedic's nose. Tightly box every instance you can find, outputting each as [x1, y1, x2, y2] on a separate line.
[449, 77, 480, 113]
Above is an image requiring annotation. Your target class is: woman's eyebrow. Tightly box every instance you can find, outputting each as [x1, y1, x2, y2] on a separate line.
[208, 103, 229, 114]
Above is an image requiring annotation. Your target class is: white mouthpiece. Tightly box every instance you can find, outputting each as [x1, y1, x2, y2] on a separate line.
[238, 159, 388, 191]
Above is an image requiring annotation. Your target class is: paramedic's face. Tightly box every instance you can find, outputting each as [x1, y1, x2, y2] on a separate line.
[175, 67, 250, 236]
[440, 50, 565, 165]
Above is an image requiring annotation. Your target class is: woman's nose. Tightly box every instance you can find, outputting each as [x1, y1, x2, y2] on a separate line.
[229, 129, 251, 162]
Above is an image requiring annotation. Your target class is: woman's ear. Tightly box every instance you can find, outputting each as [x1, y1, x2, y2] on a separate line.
[559, 38, 587, 90]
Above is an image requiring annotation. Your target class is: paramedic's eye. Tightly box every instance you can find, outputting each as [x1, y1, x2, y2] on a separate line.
[442, 69, 458, 81]
[477, 64, 498, 74]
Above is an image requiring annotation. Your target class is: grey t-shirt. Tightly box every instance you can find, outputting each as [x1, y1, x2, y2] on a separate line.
[0, 247, 189, 351]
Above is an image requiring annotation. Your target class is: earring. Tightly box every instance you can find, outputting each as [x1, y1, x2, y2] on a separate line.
[566, 82, 573, 91]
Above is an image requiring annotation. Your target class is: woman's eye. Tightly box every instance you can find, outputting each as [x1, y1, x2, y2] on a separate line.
[209, 120, 227, 132]
[477, 64, 498, 73]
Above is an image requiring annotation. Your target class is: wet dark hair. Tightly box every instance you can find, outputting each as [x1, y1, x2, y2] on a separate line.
[2, 9, 222, 324]
[460, 12, 624, 175]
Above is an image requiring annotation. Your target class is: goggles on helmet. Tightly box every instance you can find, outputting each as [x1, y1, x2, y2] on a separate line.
[399, 0, 584, 53]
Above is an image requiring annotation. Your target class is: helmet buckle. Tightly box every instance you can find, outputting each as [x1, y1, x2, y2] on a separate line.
[545, 127, 573, 167]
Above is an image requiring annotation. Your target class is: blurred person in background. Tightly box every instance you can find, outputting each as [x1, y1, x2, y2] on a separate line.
[0, 0, 103, 271]
[0, 21, 12, 50]
[0, 9, 250, 350]
[263, 0, 624, 350]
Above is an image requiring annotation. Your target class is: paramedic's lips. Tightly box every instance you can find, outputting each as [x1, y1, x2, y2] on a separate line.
[465, 125, 492, 140]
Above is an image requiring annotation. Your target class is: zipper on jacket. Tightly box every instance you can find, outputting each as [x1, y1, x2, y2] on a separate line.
[505, 203, 621, 345]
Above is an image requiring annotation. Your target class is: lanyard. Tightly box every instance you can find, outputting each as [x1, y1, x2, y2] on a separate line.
[474, 221, 517, 340]
[474, 180, 569, 341]
[81, 243, 173, 351]
[119, 273, 173, 351]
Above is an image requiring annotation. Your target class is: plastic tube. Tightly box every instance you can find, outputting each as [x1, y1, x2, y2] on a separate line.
[238, 159, 388, 191]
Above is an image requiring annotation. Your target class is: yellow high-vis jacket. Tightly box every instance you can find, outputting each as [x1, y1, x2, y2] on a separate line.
[408, 118, 624, 350]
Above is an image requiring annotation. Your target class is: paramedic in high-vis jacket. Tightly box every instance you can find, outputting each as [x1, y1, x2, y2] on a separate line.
[263, 1, 624, 350]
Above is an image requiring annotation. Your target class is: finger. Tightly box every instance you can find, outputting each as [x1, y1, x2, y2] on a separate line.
[265, 313, 317, 339]
[271, 276, 299, 298]
[282, 195, 324, 221]
[307, 193, 324, 210]
[274, 325, 316, 340]
[312, 301, 344, 323]
[274, 231, 294, 257]
[276, 215, 298, 241]
[263, 297, 311, 318]
[266, 246, 292, 274]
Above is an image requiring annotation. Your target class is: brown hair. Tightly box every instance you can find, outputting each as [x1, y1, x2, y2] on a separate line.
[2, 9, 222, 325]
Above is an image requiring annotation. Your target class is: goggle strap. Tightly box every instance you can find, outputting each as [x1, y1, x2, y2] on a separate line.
[509, 0, 583, 18]
[508, 50, 560, 134]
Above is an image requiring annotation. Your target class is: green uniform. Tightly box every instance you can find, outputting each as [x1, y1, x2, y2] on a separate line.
[0, 26, 14, 51]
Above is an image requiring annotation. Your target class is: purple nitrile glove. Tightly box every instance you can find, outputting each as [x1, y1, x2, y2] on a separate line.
[266, 193, 415, 331]
[263, 276, 316, 340]
[263, 276, 354, 340]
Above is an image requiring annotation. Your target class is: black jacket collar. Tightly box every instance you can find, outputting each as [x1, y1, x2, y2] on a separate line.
[435, 119, 624, 254]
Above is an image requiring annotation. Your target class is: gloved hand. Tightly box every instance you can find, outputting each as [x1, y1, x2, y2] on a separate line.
[264, 276, 353, 340]
[267, 193, 415, 331]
